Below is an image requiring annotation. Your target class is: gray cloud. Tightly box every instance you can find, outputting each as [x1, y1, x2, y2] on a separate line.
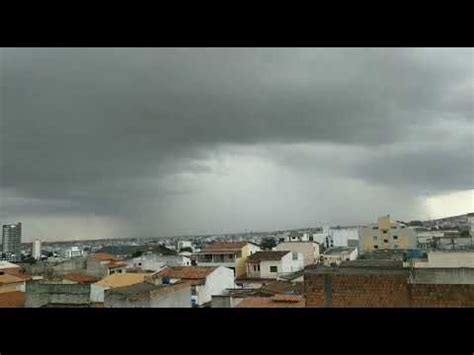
[0, 48, 472, 239]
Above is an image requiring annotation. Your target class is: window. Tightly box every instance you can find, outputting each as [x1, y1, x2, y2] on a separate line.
[393, 236, 398, 240]
[253, 265, 257, 272]
[391, 226, 397, 229]
[191, 286, 197, 295]
[383, 230, 387, 234]
[257, 264, 260, 271]
[373, 236, 378, 240]
[374, 245, 379, 249]
[138, 263, 142, 266]
[372, 226, 379, 230]
[270, 266, 278, 273]
[384, 239, 388, 243]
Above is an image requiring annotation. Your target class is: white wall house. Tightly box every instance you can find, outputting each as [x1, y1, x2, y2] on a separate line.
[321, 247, 358, 266]
[409, 251, 474, 268]
[126, 254, 191, 272]
[246, 251, 304, 279]
[274, 242, 320, 267]
[158, 266, 234, 307]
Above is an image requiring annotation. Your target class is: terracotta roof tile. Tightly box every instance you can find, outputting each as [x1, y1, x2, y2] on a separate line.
[63, 273, 100, 284]
[201, 242, 248, 253]
[106, 261, 127, 269]
[95, 273, 148, 288]
[158, 266, 217, 284]
[0, 274, 25, 285]
[248, 251, 290, 262]
[92, 253, 120, 261]
[0, 291, 25, 308]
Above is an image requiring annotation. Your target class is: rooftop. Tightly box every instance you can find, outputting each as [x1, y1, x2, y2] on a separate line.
[63, 273, 100, 284]
[306, 260, 407, 276]
[95, 273, 148, 288]
[0, 291, 26, 308]
[200, 242, 249, 253]
[91, 253, 120, 262]
[0, 274, 25, 285]
[106, 280, 189, 300]
[0, 261, 20, 270]
[158, 266, 217, 285]
[248, 251, 290, 262]
[323, 247, 356, 256]
[106, 261, 127, 269]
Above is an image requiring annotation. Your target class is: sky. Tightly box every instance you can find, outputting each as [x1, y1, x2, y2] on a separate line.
[0, 48, 472, 241]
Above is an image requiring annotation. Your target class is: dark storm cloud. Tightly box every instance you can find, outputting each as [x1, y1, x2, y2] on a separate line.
[0, 48, 472, 237]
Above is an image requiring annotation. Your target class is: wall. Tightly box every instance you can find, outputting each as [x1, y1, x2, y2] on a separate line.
[150, 284, 191, 308]
[305, 270, 474, 307]
[274, 242, 319, 266]
[0, 281, 25, 294]
[196, 266, 234, 305]
[410, 268, 474, 284]
[412, 251, 474, 268]
[90, 283, 109, 303]
[237, 243, 260, 278]
[26, 281, 91, 307]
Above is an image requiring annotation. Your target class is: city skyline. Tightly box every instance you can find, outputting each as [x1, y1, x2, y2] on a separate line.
[1, 48, 473, 241]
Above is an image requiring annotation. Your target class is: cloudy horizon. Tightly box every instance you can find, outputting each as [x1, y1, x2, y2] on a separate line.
[1, 48, 472, 241]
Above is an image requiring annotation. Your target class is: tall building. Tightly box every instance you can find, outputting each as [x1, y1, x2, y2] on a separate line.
[2, 223, 22, 262]
[32, 239, 42, 260]
[358, 215, 417, 254]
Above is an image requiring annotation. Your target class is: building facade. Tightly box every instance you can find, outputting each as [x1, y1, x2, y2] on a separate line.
[359, 215, 417, 254]
[274, 242, 320, 266]
[321, 247, 358, 266]
[246, 251, 304, 279]
[32, 239, 42, 260]
[2, 223, 22, 262]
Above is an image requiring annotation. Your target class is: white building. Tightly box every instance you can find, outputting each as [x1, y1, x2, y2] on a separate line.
[408, 251, 474, 268]
[321, 247, 358, 266]
[177, 240, 193, 251]
[158, 265, 234, 307]
[64, 246, 84, 259]
[32, 239, 42, 260]
[274, 242, 320, 266]
[246, 251, 304, 279]
[126, 253, 191, 272]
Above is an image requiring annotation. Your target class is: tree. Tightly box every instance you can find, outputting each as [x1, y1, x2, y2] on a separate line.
[131, 250, 143, 258]
[260, 238, 276, 250]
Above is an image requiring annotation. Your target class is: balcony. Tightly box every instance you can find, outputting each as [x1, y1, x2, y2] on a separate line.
[196, 253, 237, 267]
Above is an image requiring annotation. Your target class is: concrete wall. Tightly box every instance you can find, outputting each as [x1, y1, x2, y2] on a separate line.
[410, 268, 474, 284]
[412, 251, 474, 268]
[26, 281, 91, 307]
[274, 242, 319, 266]
[90, 283, 109, 303]
[150, 285, 191, 308]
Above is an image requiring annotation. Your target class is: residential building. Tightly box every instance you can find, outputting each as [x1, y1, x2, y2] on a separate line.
[86, 253, 126, 278]
[2, 223, 22, 262]
[274, 241, 320, 266]
[126, 253, 191, 272]
[246, 251, 304, 279]
[64, 246, 84, 259]
[407, 250, 474, 268]
[359, 215, 417, 254]
[196, 242, 260, 277]
[321, 247, 358, 266]
[104, 278, 191, 308]
[0, 291, 26, 308]
[157, 265, 234, 307]
[32, 239, 42, 260]
[90, 273, 148, 303]
[177, 240, 193, 251]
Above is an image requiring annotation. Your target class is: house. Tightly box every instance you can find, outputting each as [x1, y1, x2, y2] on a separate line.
[86, 253, 126, 278]
[90, 273, 148, 304]
[196, 242, 260, 277]
[246, 250, 304, 279]
[157, 265, 234, 307]
[126, 253, 191, 272]
[236, 294, 305, 308]
[104, 277, 191, 308]
[274, 241, 320, 266]
[359, 215, 417, 254]
[0, 291, 26, 308]
[321, 247, 358, 266]
[0, 274, 27, 293]
[177, 240, 193, 251]
[407, 250, 474, 268]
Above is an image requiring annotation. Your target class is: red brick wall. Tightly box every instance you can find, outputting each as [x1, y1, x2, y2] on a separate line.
[305, 273, 474, 307]
[409, 284, 474, 307]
